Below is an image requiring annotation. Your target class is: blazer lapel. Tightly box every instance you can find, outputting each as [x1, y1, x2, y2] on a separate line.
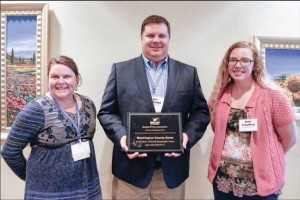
[135, 55, 155, 111]
[162, 58, 179, 111]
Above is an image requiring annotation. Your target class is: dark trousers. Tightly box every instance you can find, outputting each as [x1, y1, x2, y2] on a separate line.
[213, 182, 278, 200]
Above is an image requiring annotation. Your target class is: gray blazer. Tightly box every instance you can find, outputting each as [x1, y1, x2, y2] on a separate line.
[98, 55, 209, 189]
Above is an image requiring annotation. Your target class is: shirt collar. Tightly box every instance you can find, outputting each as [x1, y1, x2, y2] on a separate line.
[142, 54, 168, 68]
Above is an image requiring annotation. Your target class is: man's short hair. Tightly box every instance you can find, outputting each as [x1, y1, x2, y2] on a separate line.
[141, 15, 170, 37]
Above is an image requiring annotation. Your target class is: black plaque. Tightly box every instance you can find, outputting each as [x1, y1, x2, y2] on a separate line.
[127, 112, 183, 153]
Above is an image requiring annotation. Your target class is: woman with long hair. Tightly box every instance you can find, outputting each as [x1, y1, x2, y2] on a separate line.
[208, 41, 297, 200]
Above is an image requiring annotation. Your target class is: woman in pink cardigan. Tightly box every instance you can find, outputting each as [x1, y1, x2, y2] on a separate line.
[208, 41, 297, 200]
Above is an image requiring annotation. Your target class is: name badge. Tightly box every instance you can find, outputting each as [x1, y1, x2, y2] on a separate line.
[152, 97, 164, 113]
[239, 119, 258, 132]
[71, 140, 91, 162]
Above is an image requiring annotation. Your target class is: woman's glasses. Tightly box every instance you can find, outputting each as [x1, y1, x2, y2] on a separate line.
[228, 57, 253, 67]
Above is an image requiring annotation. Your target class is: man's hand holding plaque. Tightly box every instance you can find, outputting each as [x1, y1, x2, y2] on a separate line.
[120, 135, 147, 159]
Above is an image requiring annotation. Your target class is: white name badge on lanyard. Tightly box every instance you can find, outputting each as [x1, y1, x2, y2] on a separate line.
[239, 119, 258, 132]
[152, 97, 164, 113]
[71, 140, 91, 162]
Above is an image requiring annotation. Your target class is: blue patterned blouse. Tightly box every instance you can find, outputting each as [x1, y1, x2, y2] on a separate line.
[1, 94, 102, 200]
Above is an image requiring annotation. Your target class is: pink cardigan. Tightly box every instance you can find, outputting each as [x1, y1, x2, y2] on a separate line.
[208, 82, 295, 196]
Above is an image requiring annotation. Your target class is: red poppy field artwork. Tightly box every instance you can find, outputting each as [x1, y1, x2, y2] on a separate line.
[1, 3, 48, 139]
[5, 16, 38, 127]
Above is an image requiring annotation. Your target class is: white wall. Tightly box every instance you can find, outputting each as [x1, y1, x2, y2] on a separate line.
[1, 1, 300, 199]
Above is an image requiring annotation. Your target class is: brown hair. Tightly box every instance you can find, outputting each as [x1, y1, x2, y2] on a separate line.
[209, 41, 285, 126]
[47, 55, 82, 86]
[141, 15, 170, 37]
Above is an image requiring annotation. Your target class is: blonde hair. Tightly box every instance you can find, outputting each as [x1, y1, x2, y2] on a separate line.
[209, 41, 286, 126]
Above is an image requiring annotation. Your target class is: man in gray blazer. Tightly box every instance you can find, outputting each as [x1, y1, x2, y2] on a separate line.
[98, 15, 210, 199]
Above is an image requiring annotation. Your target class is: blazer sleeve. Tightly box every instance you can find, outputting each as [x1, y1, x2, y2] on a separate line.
[183, 68, 210, 149]
[97, 64, 127, 148]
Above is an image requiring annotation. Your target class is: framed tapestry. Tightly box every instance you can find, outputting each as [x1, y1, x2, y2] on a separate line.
[1, 3, 48, 142]
[254, 36, 300, 120]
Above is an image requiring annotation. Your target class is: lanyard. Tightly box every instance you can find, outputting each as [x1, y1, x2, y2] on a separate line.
[145, 61, 167, 94]
[49, 93, 81, 140]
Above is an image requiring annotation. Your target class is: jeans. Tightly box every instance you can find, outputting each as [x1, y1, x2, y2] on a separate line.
[213, 181, 278, 200]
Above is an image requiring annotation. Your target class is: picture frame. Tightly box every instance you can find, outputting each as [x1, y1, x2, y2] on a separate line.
[1, 3, 49, 142]
[254, 36, 300, 120]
